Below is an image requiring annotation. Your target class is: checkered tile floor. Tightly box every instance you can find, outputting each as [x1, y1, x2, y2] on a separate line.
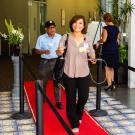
[86, 87, 135, 135]
[0, 92, 36, 135]
[1, 88, 135, 135]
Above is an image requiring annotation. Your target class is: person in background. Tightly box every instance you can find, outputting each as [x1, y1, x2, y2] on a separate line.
[35, 20, 63, 109]
[56, 15, 96, 133]
[96, 13, 120, 91]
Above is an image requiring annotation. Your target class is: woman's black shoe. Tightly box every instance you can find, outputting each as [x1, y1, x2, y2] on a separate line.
[104, 85, 112, 91]
[56, 102, 63, 109]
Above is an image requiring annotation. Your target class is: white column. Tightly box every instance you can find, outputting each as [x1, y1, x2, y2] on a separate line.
[128, 0, 135, 88]
[11, 56, 20, 97]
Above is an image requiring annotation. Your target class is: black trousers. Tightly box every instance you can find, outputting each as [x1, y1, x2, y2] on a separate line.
[63, 73, 90, 128]
[38, 59, 61, 102]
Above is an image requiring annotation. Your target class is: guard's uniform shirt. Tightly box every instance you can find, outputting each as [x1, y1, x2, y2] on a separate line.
[35, 33, 61, 59]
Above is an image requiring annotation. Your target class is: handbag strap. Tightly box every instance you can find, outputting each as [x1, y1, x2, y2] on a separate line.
[62, 34, 69, 58]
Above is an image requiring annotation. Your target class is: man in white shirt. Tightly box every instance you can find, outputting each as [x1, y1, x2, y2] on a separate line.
[35, 20, 63, 109]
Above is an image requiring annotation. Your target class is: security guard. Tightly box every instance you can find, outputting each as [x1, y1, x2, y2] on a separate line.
[35, 20, 63, 109]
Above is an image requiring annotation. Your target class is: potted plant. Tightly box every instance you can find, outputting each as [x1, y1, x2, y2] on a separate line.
[119, 2, 135, 32]
[119, 45, 128, 64]
[0, 19, 24, 97]
[0, 19, 24, 56]
[118, 44, 128, 84]
[110, 1, 134, 84]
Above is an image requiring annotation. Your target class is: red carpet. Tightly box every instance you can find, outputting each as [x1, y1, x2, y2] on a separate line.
[24, 81, 109, 135]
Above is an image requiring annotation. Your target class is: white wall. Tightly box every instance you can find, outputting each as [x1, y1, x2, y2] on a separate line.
[128, 0, 135, 88]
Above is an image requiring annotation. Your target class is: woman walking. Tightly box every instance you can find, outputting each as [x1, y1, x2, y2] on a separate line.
[56, 15, 96, 133]
[96, 13, 120, 91]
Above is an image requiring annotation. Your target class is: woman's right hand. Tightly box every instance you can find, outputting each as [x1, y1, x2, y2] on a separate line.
[56, 46, 65, 56]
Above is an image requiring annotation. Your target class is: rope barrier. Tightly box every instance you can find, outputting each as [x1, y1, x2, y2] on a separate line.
[88, 58, 107, 85]
[128, 66, 135, 72]
[22, 55, 74, 135]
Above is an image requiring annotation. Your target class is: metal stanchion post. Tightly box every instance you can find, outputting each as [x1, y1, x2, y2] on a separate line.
[89, 0, 108, 116]
[89, 44, 107, 117]
[35, 80, 44, 135]
[11, 55, 32, 119]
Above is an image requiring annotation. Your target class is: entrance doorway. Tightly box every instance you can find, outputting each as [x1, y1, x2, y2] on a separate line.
[28, 0, 47, 54]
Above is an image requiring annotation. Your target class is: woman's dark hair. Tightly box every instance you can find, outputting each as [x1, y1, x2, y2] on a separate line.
[103, 13, 114, 22]
[69, 15, 86, 33]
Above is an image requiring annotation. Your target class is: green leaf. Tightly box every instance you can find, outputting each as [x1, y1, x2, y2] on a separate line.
[4, 19, 14, 34]
[119, 45, 128, 64]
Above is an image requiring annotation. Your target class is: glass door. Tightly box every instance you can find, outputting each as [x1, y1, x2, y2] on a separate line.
[40, 2, 47, 34]
[28, 0, 47, 54]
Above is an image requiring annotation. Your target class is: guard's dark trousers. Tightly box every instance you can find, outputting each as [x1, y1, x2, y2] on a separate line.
[38, 59, 61, 102]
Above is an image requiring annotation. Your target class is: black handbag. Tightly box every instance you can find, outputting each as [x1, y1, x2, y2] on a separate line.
[53, 34, 69, 81]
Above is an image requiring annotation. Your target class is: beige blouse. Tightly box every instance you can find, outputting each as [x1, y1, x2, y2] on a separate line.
[59, 34, 95, 78]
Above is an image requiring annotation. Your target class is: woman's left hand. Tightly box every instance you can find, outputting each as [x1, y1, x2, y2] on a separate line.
[95, 42, 99, 49]
[89, 58, 97, 64]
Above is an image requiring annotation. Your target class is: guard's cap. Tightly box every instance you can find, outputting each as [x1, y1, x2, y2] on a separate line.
[44, 20, 56, 28]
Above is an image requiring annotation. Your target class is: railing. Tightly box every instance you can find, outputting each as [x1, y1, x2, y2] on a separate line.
[128, 66, 135, 72]
[13, 55, 73, 135]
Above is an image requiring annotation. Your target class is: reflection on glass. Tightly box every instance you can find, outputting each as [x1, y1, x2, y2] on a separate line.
[40, 3, 47, 34]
